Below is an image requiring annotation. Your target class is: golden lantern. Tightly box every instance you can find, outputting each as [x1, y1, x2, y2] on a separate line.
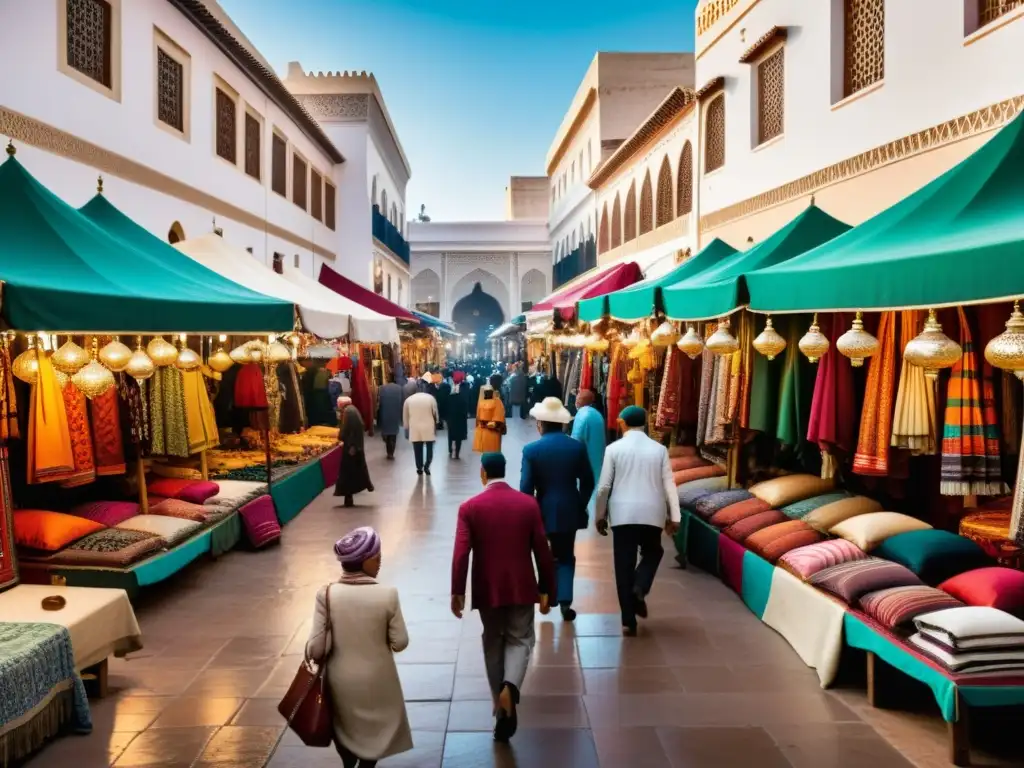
[175, 346, 201, 371]
[985, 301, 1024, 380]
[244, 339, 266, 363]
[98, 337, 132, 372]
[752, 316, 787, 360]
[147, 336, 178, 367]
[706, 318, 739, 356]
[798, 313, 829, 363]
[676, 324, 704, 359]
[267, 341, 292, 364]
[12, 337, 40, 385]
[626, 362, 643, 384]
[230, 344, 254, 364]
[72, 340, 115, 399]
[584, 332, 609, 353]
[837, 311, 879, 367]
[650, 320, 681, 348]
[621, 326, 645, 348]
[51, 337, 89, 375]
[903, 309, 962, 381]
[207, 346, 234, 373]
[126, 338, 155, 381]
[54, 368, 69, 389]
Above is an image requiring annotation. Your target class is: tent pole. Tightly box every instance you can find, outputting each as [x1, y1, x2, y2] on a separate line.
[199, 450, 209, 481]
[137, 459, 149, 513]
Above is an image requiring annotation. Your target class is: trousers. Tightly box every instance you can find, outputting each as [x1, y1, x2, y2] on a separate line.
[547, 531, 577, 606]
[383, 434, 397, 458]
[447, 435, 463, 457]
[480, 605, 536, 698]
[413, 441, 434, 471]
[612, 524, 664, 629]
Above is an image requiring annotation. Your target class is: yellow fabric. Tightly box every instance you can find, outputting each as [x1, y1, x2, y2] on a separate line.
[803, 495, 883, 533]
[473, 396, 505, 453]
[830, 511, 932, 551]
[182, 369, 219, 455]
[151, 463, 203, 480]
[27, 354, 74, 484]
[749, 474, 835, 508]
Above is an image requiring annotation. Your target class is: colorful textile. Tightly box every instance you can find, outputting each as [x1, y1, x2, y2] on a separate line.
[32, 528, 165, 567]
[116, 515, 202, 546]
[696, 336, 715, 446]
[13, 510, 104, 552]
[874, 529, 991, 586]
[150, 367, 189, 458]
[941, 308, 1006, 495]
[149, 498, 212, 523]
[809, 557, 923, 604]
[27, 354, 74, 484]
[853, 312, 897, 476]
[149, 478, 219, 504]
[59, 383, 97, 488]
[745, 521, 824, 564]
[807, 313, 856, 461]
[0, 341, 19, 441]
[749, 474, 834, 508]
[70, 501, 139, 528]
[182, 369, 219, 454]
[776, 315, 815, 448]
[677, 485, 713, 511]
[239, 495, 281, 549]
[89, 386, 126, 476]
[778, 539, 868, 580]
[718, 534, 746, 594]
[118, 374, 150, 459]
[831, 511, 933, 551]
[234, 364, 268, 409]
[694, 490, 753, 521]
[781, 491, 852, 520]
[672, 464, 725, 486]
[350, 355, 374, 432]
[860, 586, 964, 629]
[940, 568, 1024, 616]
[723, 509, 788, 543]
[656, 347, 683, 429]
[804, 495, 883, 533]
[709, 497, 772, 528]
[890, 311, 938, 455]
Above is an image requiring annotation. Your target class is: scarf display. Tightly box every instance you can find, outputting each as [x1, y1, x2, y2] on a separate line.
[89, 386, 126, 476]
[891, 311, 937, 456]
[150, 366, 190, 458]
[118, 374, 150, 460]
[656, 347, 683, 429]
[606, 345, 628, 430]
[26, 354, 74, 484]
[696, 328, 715, 446]
[853, 312, 897, 476]
[708, 353, 732, 445]
[940, 308, 1006, 496]
[0, 340, 19, 441]
[60, 384, 96, 488]
[182, 369, 219, 454]
[807, 314, 856, 469]
[579, 351, 593, 393]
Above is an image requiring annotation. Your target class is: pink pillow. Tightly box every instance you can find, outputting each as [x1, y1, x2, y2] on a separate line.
[779, 539, 868, 580]
[239, 496, 281, 549]
[148, 478, 220, 505]
[71, 501, 140, 528]
[149, 498, 212, 523]
[939, 567, 1024, 616]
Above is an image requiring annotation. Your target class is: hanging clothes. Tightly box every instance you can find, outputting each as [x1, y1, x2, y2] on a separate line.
[350, 355, 374, 432]
[235, 364, 269, 408]
[90, 386, 126, 476]
[0, 341, 19, 441]
[277, 361, 306, 434]
[182, 369, 219, 454]
[27, 354, 74, 484]
[656, 347, 683, 429]
[150, 366, 190, 458]
[117, 374, 149, 461]
[606, 345, 628, 431]
[853, 312, 897, 476]
[807, 314, 856, 469]
[696, 332, 716, 446]
[891, 310, 937, 456]
[776, 315, 816, 453]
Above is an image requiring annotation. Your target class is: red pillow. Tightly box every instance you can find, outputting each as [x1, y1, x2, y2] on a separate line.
[148, 478, 220, 505]
[723, 509, 788, 543]
[709, 498, 771, 528]
[939, 567, 1024, 616]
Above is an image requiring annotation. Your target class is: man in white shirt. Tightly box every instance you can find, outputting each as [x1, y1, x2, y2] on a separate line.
[595, 406, 681, 636]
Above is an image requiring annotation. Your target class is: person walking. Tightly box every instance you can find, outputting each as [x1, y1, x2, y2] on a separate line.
[446, 371, 469, 459]
[508, 365, 528, 419]
[334, 398, 374, 507]
[451, 453, 554, 742]
[595, 406, 681, 637]
[377, 373, 403, 460]
[437, 369, 452, 430]
[472, 376, 506, 454]
[403, 385, 438, 476]
[520, 397, 594, 621]
[401, 372, 419, 403]
[305, 527, 412, 767]
[570, 389, 606, 517]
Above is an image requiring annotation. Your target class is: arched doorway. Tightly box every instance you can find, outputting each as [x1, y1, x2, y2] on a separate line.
[168, 221, 185, 244]
[452, 283, 504, 356]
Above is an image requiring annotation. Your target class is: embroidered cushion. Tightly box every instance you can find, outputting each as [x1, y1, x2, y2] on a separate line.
[803, 495, 883, 533]
[939, 568, 1024, 616]
[670, 455, 710, 473]
[678, 485, 713, 511]
[809, 557, 923, 605]
[694, 490, 753, 521]
[148, 478, 220, 505]
[150, 498, 212, 523]
[744, 521, 825, 564]
[859, 586, 964, 629]
[779, 539, 868, 580]
[204, 480, 267, 509]
[749, 474, 835, 508]
[709, 497, 772, 528]
[117, 515, 202, 547]
[70, 500, 140, 528]
[874, 529, 991, 586]
[780, 492, 853, 521]
[13, 510, 106, 552]
[723, 509, 789, 543]
[672, 464, 726, 486]
[831, 512, 933, 552]
[41, 528, 166, 567]
[913, 606, 1024, 651]
[239, 495, 281, 549]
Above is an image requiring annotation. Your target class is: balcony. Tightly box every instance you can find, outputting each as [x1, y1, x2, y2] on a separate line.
[372, 205, 410, 265]
[554, 237, 597, 289]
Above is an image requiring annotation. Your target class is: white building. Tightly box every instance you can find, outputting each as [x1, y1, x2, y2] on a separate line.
[0, 0, 412, 304]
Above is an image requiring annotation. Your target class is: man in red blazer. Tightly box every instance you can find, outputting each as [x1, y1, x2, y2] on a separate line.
[451, 452, 554, 743]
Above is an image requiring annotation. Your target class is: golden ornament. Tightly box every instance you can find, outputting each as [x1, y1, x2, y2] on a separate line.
[985, 301, 1024, 380]
[98, 337, 132, 372]
[584, 332, 609, 353]
[175, 347, 201, 371]
[621, 327, 645, 348]
[51, 338, 89, 374]
[837, 311, 879, 367]
[12, 341, 39, 385]
[54, 368, 69, 389]
[73, 360, 115, 399]
[676, 325, 704, 359]
[650, 320, 681, 348]
[798, 313, 829, 363]
[147, 336, 178, 367]
[244, 340, 266, 363]
[267, 342, 292, 364]
[752, 316, 787, 360]
[706, 319, 739, 356]
[903, 309, 962, 381]
[207, 348, 234, 373]
[125, 340, 155, 381]
[230, 344, 254, 365]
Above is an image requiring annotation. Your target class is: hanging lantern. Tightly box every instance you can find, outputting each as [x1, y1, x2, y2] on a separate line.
[244, 339, 266, 363]
[706, 318, 739, 356]
[207, 345, 234, 373]
[126, 338, 155, 381]
[230, 344, 254, 364]
[798, 313, 829, 363]
[752, 316, 787, 360]
[985, 301, 1024, 380]
[837, 311, 879, 367]
[54, 368, 69, 389]
[72, 339, 115, 399]
[51, 337, 89, 375]
[621, 326, 644, 348]
[626, 362, 643, 384]
[98, 337, 132, 372]
[584, 332, 609, 353]
[676, 324, 704, 359]
[267, 341, 292, 364]
[650, 320, 680, 348]
[903, 309, 962, 381]
[175, 347, 201, 371]
[147, 336, 178, 367]
[12, 337, 40, 384]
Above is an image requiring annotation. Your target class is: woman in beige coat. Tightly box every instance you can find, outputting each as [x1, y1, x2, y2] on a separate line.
[306, 527, 412, 767]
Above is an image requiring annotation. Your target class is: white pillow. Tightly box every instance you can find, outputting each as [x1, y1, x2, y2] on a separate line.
[914, 606, 1024, 651]
[829, 512, 931, 551]
[205, 480, 266, 508]
[117, 515, 202, 546]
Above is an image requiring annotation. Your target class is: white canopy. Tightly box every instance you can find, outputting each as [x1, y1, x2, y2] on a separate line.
[278, 263, 398, 343]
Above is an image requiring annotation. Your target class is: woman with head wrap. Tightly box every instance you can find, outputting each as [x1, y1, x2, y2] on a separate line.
[305, 527, 412, 767]
[446, 371, 470, 459]
[473, 374, 507, 454]
[334, 397, 374, 507]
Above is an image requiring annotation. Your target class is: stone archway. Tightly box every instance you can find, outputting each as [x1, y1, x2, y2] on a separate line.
[412, 268, 440, 317]
[520, 269, 547, 312]
[452, 284, 504, 354]
[447, 266, 510, 323]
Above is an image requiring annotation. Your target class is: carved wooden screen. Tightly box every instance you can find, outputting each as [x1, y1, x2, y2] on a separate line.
[310, 169, 323, 222]
[66, 0, 112, 87]
[157, 49, 184, 132]
[293, 154, 307, 210]
[639, 172, 654, 235]
[704, 96, 725, 173]
[656, 157, 673, 227]
[758, 47, 785, 144]
[325, 183, 336, 230]
[244, 113, 261, 180]
[677, 142, 693, 216]
[215, 88, 236, 163]
[844, 0, 884, 97]
[980, 0, 1024, 25]
[598, 205, 610, 253]
[624, 183, 637, 242]
[611, 194, 622, 248]
[271, 134, 287, 196]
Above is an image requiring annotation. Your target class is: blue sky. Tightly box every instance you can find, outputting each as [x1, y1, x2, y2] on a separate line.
[219, 0, 697, 222]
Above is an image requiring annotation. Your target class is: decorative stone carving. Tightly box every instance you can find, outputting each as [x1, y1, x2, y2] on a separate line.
[697, 0, 743, 37]
[295, 94, 369, 121]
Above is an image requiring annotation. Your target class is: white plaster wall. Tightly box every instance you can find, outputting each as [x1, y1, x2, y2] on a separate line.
[548, 109, 600, 263]
[367, 136, 406, 234]
[321, 122, 373, 284]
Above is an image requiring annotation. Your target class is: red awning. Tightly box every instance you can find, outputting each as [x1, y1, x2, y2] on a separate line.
[319, 264, 417, 321]
[531, 261, 644, 321]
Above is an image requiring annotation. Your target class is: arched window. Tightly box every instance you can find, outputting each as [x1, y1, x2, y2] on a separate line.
[598, 204, 609, 254]
[656, 157, 673, 227]
[611, 194, 622, 248]
[381, 189, 388, 215]
[390, 203, 397, 225]
[678, 141, 694, 216]
[167, 221, 185, 244]
[639, 171, 653, 236]
[624, 182, 637, 242]
[704, 95, 725, 173]
[371, 176, 377, 209]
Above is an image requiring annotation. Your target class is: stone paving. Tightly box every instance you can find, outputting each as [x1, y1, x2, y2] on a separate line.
[25, 418, 1021, 767]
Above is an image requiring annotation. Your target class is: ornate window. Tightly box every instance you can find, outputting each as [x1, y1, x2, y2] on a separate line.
[624, 183, 637, 242]
[310, 169, 323, 222]
[677, 142, 693, 216]
[611, 194, 622, 248]
[757, 47, 785, 144]
[656, 157, 673, 228]
[156, 49, 183, 132]
[215, 88, 236, 164]
[244, 113, 261, 180]
[372, 176, 378, 208]
[843, 0, 884, 98]
[639, 172, 654, 236]
[704, 95, 726, 174]
[381, 190, 388, 215]
[271, 133, 287, 196]
[980, 0, 1024, 26]
[598, 206, 609, 254]
[325, 182, 336, 230]
[293, 153, 307, 211]
[66, 0, 112, 88]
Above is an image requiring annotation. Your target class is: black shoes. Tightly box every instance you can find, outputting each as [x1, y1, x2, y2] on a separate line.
[560, 604, 576, 622]
[416, 469, 423, 475]
[622, 625, 638, 637]
[424, 467, 431, 475]
[493, 683, 519, 742]
[634, 589, 649, 620]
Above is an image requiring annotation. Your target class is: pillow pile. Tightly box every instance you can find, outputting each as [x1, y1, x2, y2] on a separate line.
[723, 509, 788, 543]
[749, 474, 834, 508]
[744, 520, 824, 564]
[117, 515, 203, 546]
[910, 607, 1024, 673]
[780, 492, 852, 521]
[830, 512, 931, 551]
[670, 455, 711, 473]
[149, 498, 213, 523]
[678, 485, 713, 511]
[809, 557, 922, 604]
[694, 490, 753, 521]
[70, 501, 140, 528]
[13, 510, 105, 552]
[803, 495, 883, 533]
[859, 585, 963, 629]
[672, 464, 726, 487]
[709, 497, 772, 528]
[940, 568, 1024, 616]
[779, 539, 868, 580]
[874, 529, 991, 586]
[148, 478, 220, 505]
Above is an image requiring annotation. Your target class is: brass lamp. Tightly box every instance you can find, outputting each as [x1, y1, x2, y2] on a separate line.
[752, 316, 787, 360]
[147, 336, 178, 367]
[676, 324, 704, 359]
[584, 332, 609, 353]
[706, 319, 739, 356]
[650, 320, 681, 348]
[798, 314, 829, 363]
[903, 309, 961, 381]
[836, 312, 879, 367]
[12, 336, 40, 384]
[51, 337, 89, 375]
[98, 337, 132, 372]
[72, 339, 115, 399]
[125, 337, 155, 381]
[984, 300, 1024, 380]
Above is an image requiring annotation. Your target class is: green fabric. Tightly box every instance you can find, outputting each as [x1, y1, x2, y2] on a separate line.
[748, 346, 783, 435]
[209, 512, 242, 558]
[686, 514, 720, 576]
[577, 239, 738, 323]
[134, 529, 212, 587]
[746, 111, 1024, 312]
[272, 457, 326, 524]
[741, 551, 774, 619]
[674, 510, 692, 566]
[776, 315, 816, 447]
[663, 206, 851, 321]
[0, 157, 292, 332]
[781, 491, 852, 520]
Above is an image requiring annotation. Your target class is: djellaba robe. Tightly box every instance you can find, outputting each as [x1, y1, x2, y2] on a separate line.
[335, 405, 372, 498]
[473, 389, 505, 453]
[570, 404, 606, 515]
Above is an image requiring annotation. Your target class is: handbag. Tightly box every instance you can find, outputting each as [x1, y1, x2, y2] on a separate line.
[278, 585, 335, 747]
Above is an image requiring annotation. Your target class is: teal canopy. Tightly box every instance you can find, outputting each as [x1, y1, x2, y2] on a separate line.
[662, 205, 851, 321]
[577, 239, 739, 323]
[410, 309, 457, 334]
[746, 111, 1024, 312]
[0, 156, 293, 333]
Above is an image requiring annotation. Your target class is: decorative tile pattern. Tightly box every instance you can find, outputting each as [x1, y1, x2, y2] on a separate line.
[678, 141, 694, 216]
[656, 157, 674, 228]
[639, 171, 654, 235]
[704, 95, 726, 173]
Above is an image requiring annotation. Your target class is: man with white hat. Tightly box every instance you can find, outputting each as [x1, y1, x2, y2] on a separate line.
[520, 397, 595, 621]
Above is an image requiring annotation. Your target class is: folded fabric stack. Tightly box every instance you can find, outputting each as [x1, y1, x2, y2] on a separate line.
[910, 606, 1024, 674]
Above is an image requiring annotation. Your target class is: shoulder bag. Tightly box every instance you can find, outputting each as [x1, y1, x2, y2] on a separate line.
[277, 584, 335, 747]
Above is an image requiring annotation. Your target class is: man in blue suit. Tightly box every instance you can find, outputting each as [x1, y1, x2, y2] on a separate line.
[521, 396, 595, 621]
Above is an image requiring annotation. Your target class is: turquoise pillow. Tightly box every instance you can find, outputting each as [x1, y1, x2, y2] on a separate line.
[874, 529, 991, 586]
[780, 491, 852, 520]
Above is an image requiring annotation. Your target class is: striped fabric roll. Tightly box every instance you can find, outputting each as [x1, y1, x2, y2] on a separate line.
[678, 485, 713, 511]
[860, 585, 964, 629]
[781, 491, 853, 520]
[745, 521, 824, 564]
[724, 509, 789, 543]
[779, 538, 868, 580]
